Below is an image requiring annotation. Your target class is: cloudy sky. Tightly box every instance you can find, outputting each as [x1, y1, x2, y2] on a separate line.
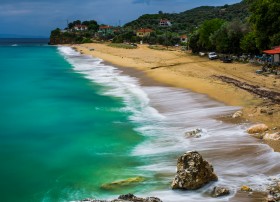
[0, 0, 241, 37]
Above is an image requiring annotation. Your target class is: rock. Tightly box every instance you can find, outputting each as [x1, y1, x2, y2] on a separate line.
[240, 185, 252, 192]
[118, 193, 136, 200]
[185, 129, 203, 138]
[249, 133, 265, 139]
[80, 194, 162, 202]
[267, 195, 276, 202]
[247, 124, 268, 134]
[115, 194, 162, 202]
[144, 197, 162, 202]
[171, 151, 218, 190]
[232, 110, 243, 118]
[263, 132, 280, 141]
[266, 179, 280, 202]
[101, 177, 145, 190]
[211, 186, 230, 197]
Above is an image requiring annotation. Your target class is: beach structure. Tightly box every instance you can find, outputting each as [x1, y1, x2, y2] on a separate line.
[98, 25, 114, 37]
[180, 35, 188, 43]
[159, 19, 172, 27]
[263, 46, 280, 64]
[73, 25, 88, 31]
[136, 28, 153, 38]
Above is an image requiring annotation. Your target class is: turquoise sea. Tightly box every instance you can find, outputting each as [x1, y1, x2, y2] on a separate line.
[1, 39, 280, 202]
[0, 39, 150, 201]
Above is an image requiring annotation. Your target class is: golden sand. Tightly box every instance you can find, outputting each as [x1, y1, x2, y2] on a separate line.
[73, 43, 280, 150]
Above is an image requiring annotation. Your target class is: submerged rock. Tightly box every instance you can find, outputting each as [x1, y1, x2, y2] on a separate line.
[80, 194, 162, 202]
[171, 151, 218, 190]
[247, 124, 268, 134]
[185, 129, 203, 138]
[116, 194, 162, 202]
[211, 186, 230, 197]
[101, 177, 145, 190]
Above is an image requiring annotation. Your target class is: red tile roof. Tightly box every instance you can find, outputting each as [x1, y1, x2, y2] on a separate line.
[160, 19, 170, 22]
[180, 35, 188, 38]
[137, 28, 153, 33]
[99, 25, 113, 29]
[263, 46, 280, 54]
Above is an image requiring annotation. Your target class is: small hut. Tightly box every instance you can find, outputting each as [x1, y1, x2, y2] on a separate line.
[263, 46, 280, 64]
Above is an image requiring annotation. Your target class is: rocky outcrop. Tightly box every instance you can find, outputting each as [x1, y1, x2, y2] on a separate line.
[101, 177, 145, 190]
[211, 186, 230, 197]
[80, 194, 162, 202]
[247, 124, 268, 134]
[171, 151, 218, 190]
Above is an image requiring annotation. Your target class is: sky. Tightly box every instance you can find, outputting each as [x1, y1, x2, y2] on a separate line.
[0, 0, 241, 37]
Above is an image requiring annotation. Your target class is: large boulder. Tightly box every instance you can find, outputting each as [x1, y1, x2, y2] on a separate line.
[171, 151, 218, 190]
[247, 124, 268, 134]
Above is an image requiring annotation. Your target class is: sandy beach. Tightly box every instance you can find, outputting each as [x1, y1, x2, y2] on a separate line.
[73, 43, 280, 151]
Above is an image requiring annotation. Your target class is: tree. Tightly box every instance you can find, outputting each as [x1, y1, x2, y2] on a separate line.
[249, 0, 280, 49]
[198, 18, 225, 50]
[210, 23, 230, 53]
[189, 32, 201, 53]
[240, 31, 258, 54]
[82, 20, 99, 31]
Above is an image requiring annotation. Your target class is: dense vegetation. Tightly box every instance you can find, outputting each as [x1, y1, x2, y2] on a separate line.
[189, 0, 280, 54]
[124, 1, 249, 34]
[49, 20, 99, 44]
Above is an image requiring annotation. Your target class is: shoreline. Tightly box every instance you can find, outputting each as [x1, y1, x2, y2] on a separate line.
[71, 43, 280, 151]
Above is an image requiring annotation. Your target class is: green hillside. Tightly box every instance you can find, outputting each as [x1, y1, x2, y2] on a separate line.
[124, 1, 248, 34]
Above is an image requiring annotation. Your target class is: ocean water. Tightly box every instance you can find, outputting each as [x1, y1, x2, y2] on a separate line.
[1, 39, 280, 202]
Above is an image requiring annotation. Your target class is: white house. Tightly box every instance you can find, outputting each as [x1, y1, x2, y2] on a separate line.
[73, 25, 88, 31]
[159, 19, 172, 27]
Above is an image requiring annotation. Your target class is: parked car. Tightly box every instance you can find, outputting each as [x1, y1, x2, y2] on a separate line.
[208, 52, 218, 60]
[221, 56, 233, 63]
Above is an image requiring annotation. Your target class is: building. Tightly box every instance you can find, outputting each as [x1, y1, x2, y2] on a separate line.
[73, 25, 88, 31]
[180, 35, 188, 43]
[159, 19, 172, 27]
[136, 28, 153, 37]
[263, 46, 280, 63]
[98, 25, 114, 36]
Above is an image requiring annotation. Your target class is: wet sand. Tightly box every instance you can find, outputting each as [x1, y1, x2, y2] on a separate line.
[73, 43, 280, 152]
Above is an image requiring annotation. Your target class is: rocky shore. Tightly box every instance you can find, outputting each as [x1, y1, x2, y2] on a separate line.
[78, 150, 280, 201]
